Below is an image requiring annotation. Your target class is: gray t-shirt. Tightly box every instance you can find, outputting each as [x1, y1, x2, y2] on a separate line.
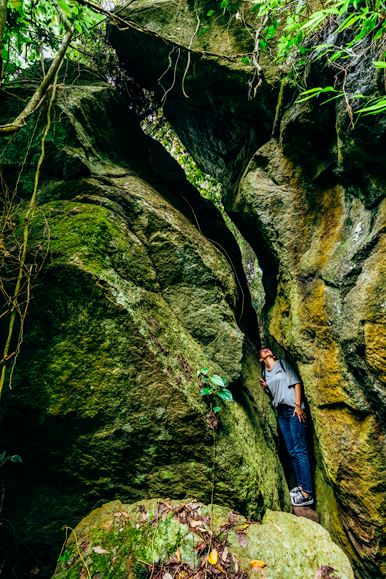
[264, 359, 304, 409]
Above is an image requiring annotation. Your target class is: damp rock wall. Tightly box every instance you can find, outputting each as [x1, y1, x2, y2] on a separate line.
[109, 3, 386, 578]
[0, 65, 288, 577]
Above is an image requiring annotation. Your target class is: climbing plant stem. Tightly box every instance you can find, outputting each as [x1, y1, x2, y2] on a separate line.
[0, 65, 60, 400]
[63, 526, 92, 579]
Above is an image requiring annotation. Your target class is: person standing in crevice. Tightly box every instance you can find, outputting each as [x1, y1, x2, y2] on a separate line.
[258, 347, 314, 507]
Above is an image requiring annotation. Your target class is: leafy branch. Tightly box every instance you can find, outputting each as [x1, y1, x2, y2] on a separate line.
[197, 368, 234, 416]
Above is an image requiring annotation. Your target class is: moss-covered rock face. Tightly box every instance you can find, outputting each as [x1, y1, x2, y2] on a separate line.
[0, 67, 289, 577]
[52, 498, 354, 579]
[227, 139, 386, 579]
[108, 5, 386, 579]
[108, 0, 282, 190]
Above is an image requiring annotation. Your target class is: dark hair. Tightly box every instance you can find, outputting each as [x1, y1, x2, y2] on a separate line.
[259, 348, 269, 355]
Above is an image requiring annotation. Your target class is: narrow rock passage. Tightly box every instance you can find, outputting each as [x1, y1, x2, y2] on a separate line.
[108, 3, 386, 577]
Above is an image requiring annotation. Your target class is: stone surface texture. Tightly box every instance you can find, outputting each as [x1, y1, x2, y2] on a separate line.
[52, 498, 354, 579]
[0, 66, 289, 577]
[109, 3, 386, 578]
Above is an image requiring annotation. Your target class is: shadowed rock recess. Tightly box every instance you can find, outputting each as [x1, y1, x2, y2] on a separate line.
[109, 2, 386, 578]
[0, 66, 290, 577]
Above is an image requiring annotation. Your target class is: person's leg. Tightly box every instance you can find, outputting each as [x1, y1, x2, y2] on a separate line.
[277, 406, 302, 488]
[289, 411, 313, 496]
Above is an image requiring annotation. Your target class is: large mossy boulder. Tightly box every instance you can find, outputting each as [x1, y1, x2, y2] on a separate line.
[109, 0, 282, 189]
[53, 498, 355, 579]
[108, 4, 386, 578]
[0, 65, 288, 577]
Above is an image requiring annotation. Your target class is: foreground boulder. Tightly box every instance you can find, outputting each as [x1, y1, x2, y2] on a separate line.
[53, 498, 354, 579]
[0, 65, 288, 577]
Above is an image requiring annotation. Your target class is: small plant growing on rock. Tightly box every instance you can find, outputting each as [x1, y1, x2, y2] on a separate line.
[0, 451, 22, 468]
[197, 368, 233, 416]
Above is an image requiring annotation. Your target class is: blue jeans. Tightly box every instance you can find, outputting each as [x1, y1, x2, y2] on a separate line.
[277, 404, 313, 495]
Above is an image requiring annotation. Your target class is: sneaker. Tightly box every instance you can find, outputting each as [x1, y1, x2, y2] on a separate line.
[291, 492, 314, 507]
[289, 486, 302, 497]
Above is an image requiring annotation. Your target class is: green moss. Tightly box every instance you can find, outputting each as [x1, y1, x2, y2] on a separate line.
[53, 499, 355, 579]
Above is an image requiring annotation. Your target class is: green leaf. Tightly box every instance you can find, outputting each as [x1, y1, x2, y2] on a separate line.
[202, 377, 209, 383]
[74, 21, 82, 33]
[221, 0, 229, 7]
[372, 61, 386, 68]
[218, 389, 233, 401]
[213, 406, 222, 413]
[210, 374, 224, 387]
[8, 455, 22, 463]
[201, 368, 209, 374]
[241, 56, 249, 64]
[207, 10, 214, 16]
[57, 0, 70, 11]
[0, 451, 5, 462]
[355, 98, 386, 114]
[260, 39, 267, 50]
[82, 21, 90, 35]
[222, 378, 227, 384]
[201, 387, 213, 396]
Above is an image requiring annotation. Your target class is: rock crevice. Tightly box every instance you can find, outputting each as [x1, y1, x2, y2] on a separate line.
[108, 5, 386, 578]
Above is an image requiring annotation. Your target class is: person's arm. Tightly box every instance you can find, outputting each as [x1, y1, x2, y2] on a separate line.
[258, 376, 269, 391]
[293, 383, 306, 422]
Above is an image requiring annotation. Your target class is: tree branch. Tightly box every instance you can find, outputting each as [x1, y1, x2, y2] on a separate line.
[0, 0, 7, 89]
[0, 1, 73, 136]
[252, 13, 269, 74]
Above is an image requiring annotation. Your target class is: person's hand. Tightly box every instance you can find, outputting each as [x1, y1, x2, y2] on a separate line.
[293, 406, 306, 422]
[258, 377, 268, 390]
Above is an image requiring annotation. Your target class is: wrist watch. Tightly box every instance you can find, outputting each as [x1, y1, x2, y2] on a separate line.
[296, 403, 301, 407]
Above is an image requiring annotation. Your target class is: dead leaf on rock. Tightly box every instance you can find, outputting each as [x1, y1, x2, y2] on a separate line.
[195, 541, 206, 552]
[102, 521, 112, 529]
[237, 532, 249, 548]
[231, 553, 239, 572]
[93, 546, 110, 555]
[190, 520, 202, 528]
[251, 560, 266, 572]
[200, 554, 208, 569]
[178, 572, 189, 579]
[215, 564, 226, 574]
[222, 547, 228, 562]
[314, 565, 340, 579]
[176, 546, 181, 563]
[163, 574, 173, 579]
[208, 550, 218, 565]
[169, 555, 179, 564]
[205, 412, 218, 430]
[77, 540, 90, 554]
